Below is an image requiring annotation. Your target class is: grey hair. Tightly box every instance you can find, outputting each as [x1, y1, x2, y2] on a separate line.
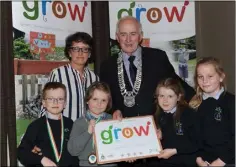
[116, 16, 143, 34]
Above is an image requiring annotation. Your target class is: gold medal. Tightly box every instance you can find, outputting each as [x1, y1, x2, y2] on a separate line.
[88, 152, 97, 164]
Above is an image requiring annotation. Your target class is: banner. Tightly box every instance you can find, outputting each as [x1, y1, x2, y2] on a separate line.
[12, 1, 92, 46]
[109, 1, 196, 87]
[109, 1, 195, 41]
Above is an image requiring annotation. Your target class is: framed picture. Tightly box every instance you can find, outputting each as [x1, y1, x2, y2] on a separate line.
[94, 115, 162, 164]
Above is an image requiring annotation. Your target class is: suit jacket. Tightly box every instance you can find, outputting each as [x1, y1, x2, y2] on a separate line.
[100, 47, 195, 117]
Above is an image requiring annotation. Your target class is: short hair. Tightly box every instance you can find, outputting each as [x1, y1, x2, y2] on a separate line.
[64, 32, 93, 61]
[85, 82, 112, 112]
[116, 16, 143, 34]
[42, 82, 67, 100]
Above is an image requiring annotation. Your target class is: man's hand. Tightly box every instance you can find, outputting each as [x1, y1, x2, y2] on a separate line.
[157, 148, 177, 159]
[113, 110, 123, 121]
[32, 146, 42, 155]
[196, 157, 209, 167]
[210, 158, 225, 166]
[41, 157, 57, 167]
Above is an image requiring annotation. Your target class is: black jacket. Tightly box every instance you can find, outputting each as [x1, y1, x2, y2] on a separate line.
[100, 47, 195, 117]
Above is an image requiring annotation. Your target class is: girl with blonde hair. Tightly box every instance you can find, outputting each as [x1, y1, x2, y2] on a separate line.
[189, 57, 235, 166]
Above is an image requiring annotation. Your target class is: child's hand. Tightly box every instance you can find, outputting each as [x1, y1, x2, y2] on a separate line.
[196, 157, 209, 167]
[41, 157, 57, 167]
[156, 129, 162, 140]
[209, 158, 225, 166]
[32, 146, 42, 155]
[88, 119, 96, 134]
[157, 148, 177, 159]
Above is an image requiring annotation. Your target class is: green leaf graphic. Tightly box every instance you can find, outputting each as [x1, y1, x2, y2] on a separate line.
[130, 1, 135, 8]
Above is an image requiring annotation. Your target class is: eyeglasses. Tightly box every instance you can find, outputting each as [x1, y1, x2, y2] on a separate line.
[70, 46, 91, 53]
[45, 97, 65, 104]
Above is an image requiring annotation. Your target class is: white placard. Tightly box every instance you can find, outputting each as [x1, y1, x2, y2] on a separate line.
[94, 115, 162, 164]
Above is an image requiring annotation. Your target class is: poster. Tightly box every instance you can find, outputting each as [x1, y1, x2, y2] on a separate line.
[94, 116, 162, 164]
[30, 31, 56, 59]
[109, 1, 196, 87]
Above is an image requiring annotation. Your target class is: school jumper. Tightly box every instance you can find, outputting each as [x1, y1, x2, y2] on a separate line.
[197, 91, 235, 165]
[68, 112, 117, 167]
[17, 116, 78, 166]
[155, 106, 200, 167]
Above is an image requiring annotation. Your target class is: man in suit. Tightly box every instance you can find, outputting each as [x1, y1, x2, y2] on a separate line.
[100, 16, 195, 118]
[100, 16, 195, 166]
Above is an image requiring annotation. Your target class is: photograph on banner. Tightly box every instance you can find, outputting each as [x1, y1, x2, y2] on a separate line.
[94, 116, 162, 164]
[12, 1, 93, 150]
[109, 1, 196, 87]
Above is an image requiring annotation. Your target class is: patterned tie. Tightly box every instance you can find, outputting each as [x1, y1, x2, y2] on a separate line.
[128, 56, 137, 84]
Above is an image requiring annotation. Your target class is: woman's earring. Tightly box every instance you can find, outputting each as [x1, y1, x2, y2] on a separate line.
[88, 54, 91, 58]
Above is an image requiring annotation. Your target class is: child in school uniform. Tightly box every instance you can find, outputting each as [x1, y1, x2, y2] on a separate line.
[189, 57, 235, 166]
[17, 82, 78, 166]
[67, 82, 117, 167]
[152, 78, 200, 167]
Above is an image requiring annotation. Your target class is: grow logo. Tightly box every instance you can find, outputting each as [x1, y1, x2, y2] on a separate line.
[100, 121, 151, 144]
[117, 1, 189, 23]
[22, 1, 88, 22]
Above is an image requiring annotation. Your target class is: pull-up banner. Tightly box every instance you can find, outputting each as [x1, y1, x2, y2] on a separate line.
[109, 1, 195, 41]
[12, 1, 92, 46]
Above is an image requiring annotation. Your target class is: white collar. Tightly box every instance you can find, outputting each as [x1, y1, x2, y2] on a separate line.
[46, 111, 62, 120]
[164, 106, 177, 114]
[122, 46, 142, 63]
[202, 87, 224, 100]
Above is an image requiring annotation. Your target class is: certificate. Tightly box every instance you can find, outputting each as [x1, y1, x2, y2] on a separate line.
[94, 115, 162, 164]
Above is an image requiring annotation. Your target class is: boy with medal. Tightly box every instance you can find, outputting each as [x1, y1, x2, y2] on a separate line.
[68, 82, 117, 167]
[17, 82, 78, 166]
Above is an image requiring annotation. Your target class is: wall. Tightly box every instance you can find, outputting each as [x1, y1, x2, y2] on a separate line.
[195, 1, 235, 94]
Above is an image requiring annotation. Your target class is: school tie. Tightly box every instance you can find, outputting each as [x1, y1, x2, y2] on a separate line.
[128, 56, 137, 84]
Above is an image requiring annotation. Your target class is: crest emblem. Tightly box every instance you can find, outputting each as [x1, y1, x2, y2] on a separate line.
[214, 107, 222, 121]
[175, 122, 184, 135]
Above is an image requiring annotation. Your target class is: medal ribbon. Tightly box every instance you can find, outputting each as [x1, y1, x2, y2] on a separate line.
[92, 116, 102, 149]
[46, 115, 64, 163]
